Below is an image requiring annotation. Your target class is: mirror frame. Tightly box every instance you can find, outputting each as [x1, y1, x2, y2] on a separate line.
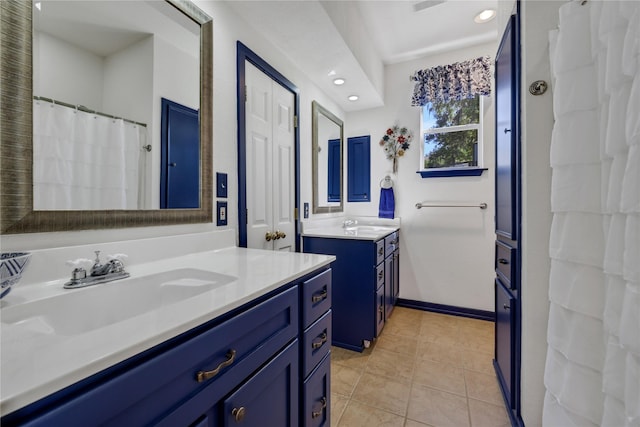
[311, 100, 343, 214]
[0, 0, 213, 234]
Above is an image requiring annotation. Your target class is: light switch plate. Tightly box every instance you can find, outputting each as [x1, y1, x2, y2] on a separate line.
[304, 203, 309, 219]
[216, 172, 228, 198]
[217, 201, 227, 226]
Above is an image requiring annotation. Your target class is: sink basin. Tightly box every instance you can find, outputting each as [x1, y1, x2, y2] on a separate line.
[1, 268, 237, 336]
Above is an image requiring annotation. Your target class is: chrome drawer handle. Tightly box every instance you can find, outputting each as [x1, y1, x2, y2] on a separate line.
[311, 288, 327, 303]
[312, 397, 327, 418]
[498, 258, 509, 264]
[312, 332, 328, 349]
[378, 247, 384, 255]
[378, 270, 384, 279]
[504, 304, 511, 310]
[196, 349, 236, 382]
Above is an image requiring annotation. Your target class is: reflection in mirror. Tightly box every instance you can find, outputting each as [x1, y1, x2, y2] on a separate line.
[0, 0, 212, 234]
[312, 101, 343, 214]
[32, 0, 199, 210]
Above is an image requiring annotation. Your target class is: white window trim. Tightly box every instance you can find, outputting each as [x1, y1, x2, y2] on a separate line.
[419, 96, 484, 171]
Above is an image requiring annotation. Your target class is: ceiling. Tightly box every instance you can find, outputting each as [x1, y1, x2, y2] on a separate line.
[225, 0, 498, 112]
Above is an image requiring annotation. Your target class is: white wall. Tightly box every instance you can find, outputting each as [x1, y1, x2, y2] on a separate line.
[34, 31, 104, 110]
[518, 1, 559, 425]
[345, 43, 496, 312]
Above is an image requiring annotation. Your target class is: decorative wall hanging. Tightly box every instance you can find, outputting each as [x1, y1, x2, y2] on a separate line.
[410, 56, 491, 105]
[379, 125, 413, 173]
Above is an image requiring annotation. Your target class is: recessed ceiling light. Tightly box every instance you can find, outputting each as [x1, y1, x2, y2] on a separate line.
[474, 9, 496, 23]
[327, 70, 336, 77]
[333, 78, 346, 86]
[348, 95, 359, 101]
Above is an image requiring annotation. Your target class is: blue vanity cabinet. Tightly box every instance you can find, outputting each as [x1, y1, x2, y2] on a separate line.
[384, 232, 399, 321]
[2, 267, 333, 427]
[303, 233, 397, 352]
[300, 269, 332, 426]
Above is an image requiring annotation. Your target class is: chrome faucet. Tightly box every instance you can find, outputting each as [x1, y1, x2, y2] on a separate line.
[64, 251, 130, 289]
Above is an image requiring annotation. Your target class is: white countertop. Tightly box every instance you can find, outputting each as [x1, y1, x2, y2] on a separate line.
[0, 247, 334, 416]
[301, 226, 398, 240]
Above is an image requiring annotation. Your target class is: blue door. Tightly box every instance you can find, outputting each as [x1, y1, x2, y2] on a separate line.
[161, 98, 199, 208]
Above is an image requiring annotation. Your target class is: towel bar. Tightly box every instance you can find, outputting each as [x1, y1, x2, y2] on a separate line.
[415, 202, 487, 209]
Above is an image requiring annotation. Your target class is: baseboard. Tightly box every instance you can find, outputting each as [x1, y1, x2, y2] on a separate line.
[396, 298, 495, 322]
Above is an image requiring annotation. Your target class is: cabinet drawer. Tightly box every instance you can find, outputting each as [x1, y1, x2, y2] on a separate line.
[98, 286, 299, 426]
[375, 239, 385, 265]
[495, 279, 516, 409]
[376, 263, 384, 288]
[384, 232, 398, 257]
[303, 353, 330, 427]
[302, 269, 332, 329]
[495, 241, 515, 288]
[302, 310, 332, 378]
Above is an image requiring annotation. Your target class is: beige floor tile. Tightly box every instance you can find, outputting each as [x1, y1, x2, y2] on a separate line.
[462, 348, 495, 375]
[418, 322, 460, 346]
[468, 398, 511, 427]
[464, 370, 505, 406]
[407, 384, 470, 427]
[375, 331, 419, 356]
[416, 340, 464, 367]
[337, 401, 405, 427]
[332, 346, 371, 372]
[404, 420, 433, 427]
[351, 371, 411, 416]
[366, 347, 415, 384]
[458, 332, 494, 354]
[332, 363, 363, 397]
[412, 358, 466, 396]
[383, 320, 422, 338]
[331, 393, 349, 427]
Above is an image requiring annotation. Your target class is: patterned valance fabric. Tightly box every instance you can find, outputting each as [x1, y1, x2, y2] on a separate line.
[411, 56, 492, 106]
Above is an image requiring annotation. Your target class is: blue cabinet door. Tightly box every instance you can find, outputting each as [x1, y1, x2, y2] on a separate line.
[347, 135, 370, 202]
[495, 15, 519, 241]
[302, 353, 331, 427]
[495, 279, 515, 409]
[223, 340, 299, 426]
[384, 255, 393, 321]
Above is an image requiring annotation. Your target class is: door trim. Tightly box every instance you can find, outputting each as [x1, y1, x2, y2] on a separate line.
[237, 41, 301, 251]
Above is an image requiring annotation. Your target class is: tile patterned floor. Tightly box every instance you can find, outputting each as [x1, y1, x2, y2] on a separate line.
[330, 307, 510, 427]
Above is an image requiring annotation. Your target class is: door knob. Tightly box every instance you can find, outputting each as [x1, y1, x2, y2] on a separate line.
[275, 230, 286, 239]
[265, 231, 276, 241]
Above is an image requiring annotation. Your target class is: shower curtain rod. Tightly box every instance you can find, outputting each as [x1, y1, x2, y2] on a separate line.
[33, 96, 147, 128]
[415, 201, 487, 209]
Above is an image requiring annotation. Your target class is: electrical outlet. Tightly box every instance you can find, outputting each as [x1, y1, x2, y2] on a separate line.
[217, 201, 227, 226]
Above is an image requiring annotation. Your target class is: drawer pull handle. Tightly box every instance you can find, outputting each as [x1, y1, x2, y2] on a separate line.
[504, 304, 511, 310]
[378, 248, 384, 256]
[312, 397, 327, 418]
[196, 349, 236, 382]
[312, 332, 328, 349]
[312, 289, 328, 303]
[232, 406, 246, 423]
[378, 270, 384, 279]
[498, 258, 509, 264]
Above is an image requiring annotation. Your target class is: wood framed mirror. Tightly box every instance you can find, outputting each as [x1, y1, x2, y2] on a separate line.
[0, 0, 213, 234]
[311, 101, 343, 214]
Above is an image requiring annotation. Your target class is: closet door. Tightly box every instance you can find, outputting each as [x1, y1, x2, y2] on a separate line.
[245, 62, 295, 251]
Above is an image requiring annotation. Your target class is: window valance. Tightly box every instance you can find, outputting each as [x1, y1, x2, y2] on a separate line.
[411, 56, 491, 106]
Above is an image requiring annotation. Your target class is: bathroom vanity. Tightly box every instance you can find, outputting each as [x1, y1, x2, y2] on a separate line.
[302, 222, 399, 352]
[0, 239, 334, 427]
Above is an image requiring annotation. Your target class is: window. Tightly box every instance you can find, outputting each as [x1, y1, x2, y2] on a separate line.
[420, 95, 483, 171]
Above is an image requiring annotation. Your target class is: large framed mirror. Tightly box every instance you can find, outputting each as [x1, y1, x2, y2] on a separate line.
[0, 0, 212, 234]
[312, 101, 343, 214]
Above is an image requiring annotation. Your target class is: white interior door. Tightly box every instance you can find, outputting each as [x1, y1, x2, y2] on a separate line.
[245, 61, 295, 251]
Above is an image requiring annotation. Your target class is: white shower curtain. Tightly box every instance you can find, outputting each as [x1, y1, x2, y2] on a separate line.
[33, 100, 146, 210]
[544, 1, 640, 426]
